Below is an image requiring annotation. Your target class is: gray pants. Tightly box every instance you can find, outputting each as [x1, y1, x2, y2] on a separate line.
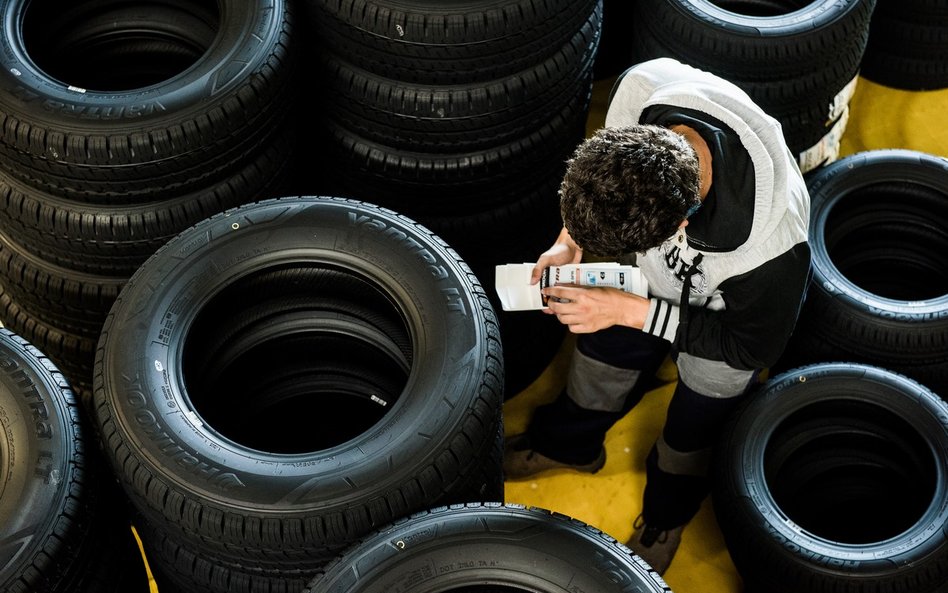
[526, 325, 759, 528]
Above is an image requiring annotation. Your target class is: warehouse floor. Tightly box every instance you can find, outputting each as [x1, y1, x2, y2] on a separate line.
[501, 74, 948, 593]
[132, 75, 947, 593]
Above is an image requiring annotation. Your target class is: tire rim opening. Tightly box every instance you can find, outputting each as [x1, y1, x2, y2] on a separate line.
[182, 265, 412, 455]
[709, 0, 811, 17]
[824, 182, 948, 301]
[764, 399, 936, 544]
[22, 0, 220, 91]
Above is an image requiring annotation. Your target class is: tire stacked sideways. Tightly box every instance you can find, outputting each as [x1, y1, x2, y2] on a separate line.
[0, 328, 149, 593]
[713, 362, 948, 593]
[301, 0, 604, 397]
[860, 0, 948, 90]
[628, 0, 876, 172]
[303, 503, 673, 593]
[92, 197, 505, 593]
[0, 0, 300, 400]
[776, 149, 948, 399]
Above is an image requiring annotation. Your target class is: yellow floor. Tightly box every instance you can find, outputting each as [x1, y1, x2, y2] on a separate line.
[503, 338, 742, 592]
[502, 76, 948, 592]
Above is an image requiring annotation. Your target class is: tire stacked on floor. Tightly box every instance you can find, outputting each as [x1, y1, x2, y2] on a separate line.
[0, 0, 300, 401]
[91, 197, 505, 593]
[861, 0, 948, 90]
[303, 503, 674, 593]
[730, 150, 948, 590]
[0, 328, 150, 593]
[300, 0, 604, 398]
[627, 0, 876, 173]
[713, 362, 948, 593]
[775, 149, 948, 399]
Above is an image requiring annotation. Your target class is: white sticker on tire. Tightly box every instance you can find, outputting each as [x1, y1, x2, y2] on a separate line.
[798, 105, 851, 173]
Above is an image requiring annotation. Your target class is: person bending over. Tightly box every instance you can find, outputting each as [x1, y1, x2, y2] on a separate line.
[503, 57, 811, 575]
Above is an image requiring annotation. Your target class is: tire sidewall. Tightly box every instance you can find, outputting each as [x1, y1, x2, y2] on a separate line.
[674, 0, 865, 35]
[0, 330, 76, 585]
[308, 505, 669, 593]
[807, 150, 948, 321]
[0, 0, 283, 129]
[96, 197, 490, 512]
[721, 364, 948, 576]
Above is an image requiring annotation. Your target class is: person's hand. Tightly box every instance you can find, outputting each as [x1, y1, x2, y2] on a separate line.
[541, 285, 650, 333]
[530, 227, 582, 285]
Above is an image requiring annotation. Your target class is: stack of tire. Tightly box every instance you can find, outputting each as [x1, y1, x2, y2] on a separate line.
[0, 329, 150, 593]
[90, 197, 506, 593]
[299, 0, 604, 397]
[627, 0, 876, 173]
[0, 0, 300, 401]
[713, 362, 948, 593]
[724, 149, 948, 592]
[775, 149, 948, 399]
[861, 0, 948, 90]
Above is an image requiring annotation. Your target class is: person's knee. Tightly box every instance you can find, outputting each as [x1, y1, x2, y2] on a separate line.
[675, 352, 758, 397]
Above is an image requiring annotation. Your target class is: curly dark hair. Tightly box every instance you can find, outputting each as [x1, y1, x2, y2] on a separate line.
[559, 125, 701, 256]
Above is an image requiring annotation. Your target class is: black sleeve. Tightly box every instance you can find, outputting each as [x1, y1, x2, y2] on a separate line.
[673, 242, 812, 370]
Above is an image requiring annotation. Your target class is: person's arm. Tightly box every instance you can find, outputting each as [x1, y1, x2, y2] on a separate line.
[672, 243, 811, 370]
[541, 284, 651, 333]
[543, 243, 811, 370]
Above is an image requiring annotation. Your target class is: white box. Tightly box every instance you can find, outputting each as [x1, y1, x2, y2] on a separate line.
[494, 262, 648, 311]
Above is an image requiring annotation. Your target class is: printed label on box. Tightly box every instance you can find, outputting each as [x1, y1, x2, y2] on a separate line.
[496, 262, 648, 311]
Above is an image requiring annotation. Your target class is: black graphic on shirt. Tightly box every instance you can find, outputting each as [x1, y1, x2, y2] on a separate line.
[664, 245, 706, 294]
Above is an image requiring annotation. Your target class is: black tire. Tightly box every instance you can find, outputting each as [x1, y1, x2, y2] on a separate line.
[92, 196, 504, 591]
[629, 0, 875, 166]
[0, 227, 125, 403]
[713, 362, 948, 592]
[778, 149, 948, 397]
[303, 503, 674, 593]
[0, 0, 297, 197]
[861, 2, 948, 90]
[323, 77, 591, 215]
[421, 176, 569, 399]
[631, 0, 873, 83]
[0, 131, 295, 276]
[0, 286, 97, 404]
[306, 0, 601, 84]
[0, 229, 123, 336]
[0, 329, 91, 592]
[319, 4, 600, 151]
